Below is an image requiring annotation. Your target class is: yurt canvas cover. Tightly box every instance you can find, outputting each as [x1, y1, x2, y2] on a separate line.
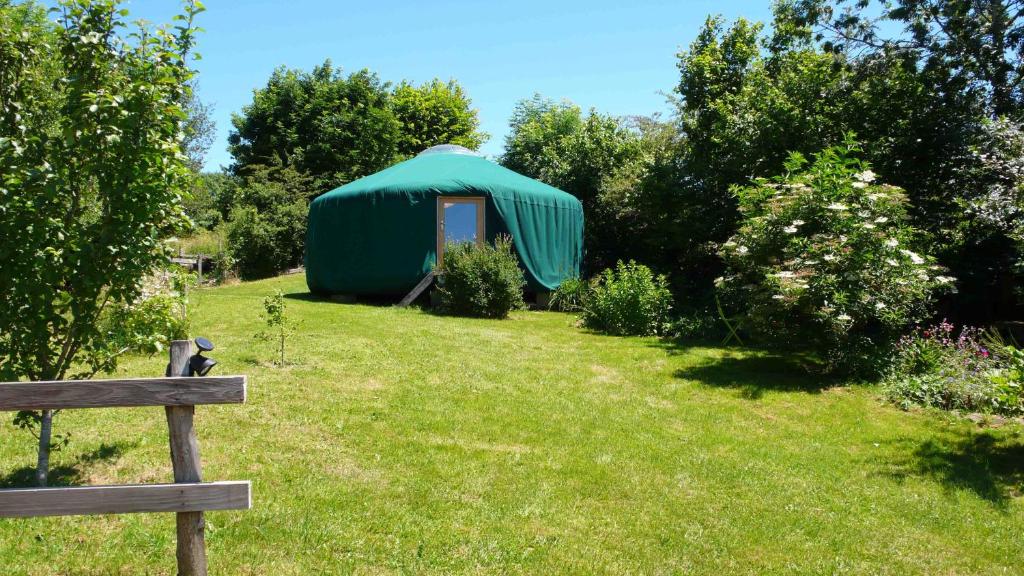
[305, 147, 584, 295]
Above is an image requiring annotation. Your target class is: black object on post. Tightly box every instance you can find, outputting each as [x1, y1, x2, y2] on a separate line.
[188, 337, 217, 377]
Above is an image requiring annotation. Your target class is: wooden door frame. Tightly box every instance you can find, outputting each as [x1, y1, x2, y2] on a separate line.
[436, 196, 486, 267]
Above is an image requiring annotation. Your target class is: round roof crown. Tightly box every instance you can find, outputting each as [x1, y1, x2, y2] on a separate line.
[417, 144, 481, 157]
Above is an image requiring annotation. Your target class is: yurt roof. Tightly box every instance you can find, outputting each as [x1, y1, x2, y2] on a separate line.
[314, 145, 580, 208]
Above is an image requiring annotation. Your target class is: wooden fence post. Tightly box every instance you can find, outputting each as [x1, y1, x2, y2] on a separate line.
[0, 371, 249, 571]
[167, 340, 207, 576]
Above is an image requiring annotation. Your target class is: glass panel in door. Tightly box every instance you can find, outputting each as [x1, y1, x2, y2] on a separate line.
[437, 197, 485, 266]
[444, 201, 480, 244]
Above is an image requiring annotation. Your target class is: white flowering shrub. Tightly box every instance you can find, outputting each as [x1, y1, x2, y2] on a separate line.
[718, 139, 949, 373]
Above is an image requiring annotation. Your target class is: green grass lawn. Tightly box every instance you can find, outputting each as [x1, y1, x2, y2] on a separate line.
[2, 273, 1023, 575]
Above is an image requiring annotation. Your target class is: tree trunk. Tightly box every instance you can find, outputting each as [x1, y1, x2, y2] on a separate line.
[987, 0, 1013, 117]
[279, 332, 285, 366]
[36, 410, 53, 487]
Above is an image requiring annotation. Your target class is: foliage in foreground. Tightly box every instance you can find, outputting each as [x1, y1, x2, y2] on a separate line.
[581, 261, 672, 336]
[885, 322, 1024, 417]
[719, 139, 947, 374]
[0, 0, 200, 485]
[435, 236, 526, 319]
[102, 270, 194, 356]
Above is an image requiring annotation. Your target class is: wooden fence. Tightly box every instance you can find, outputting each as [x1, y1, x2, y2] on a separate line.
[0, 340, 250, 576]
[171, 253, 214, 282]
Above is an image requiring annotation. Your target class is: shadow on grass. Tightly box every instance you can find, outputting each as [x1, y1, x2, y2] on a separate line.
[666, 346, 834, 399]
[875, 432, 1024, 507]
[283, 291, 402, 308]
[0, 441, 135, 488]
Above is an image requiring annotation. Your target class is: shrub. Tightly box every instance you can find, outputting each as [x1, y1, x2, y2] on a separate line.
[227, 207, 280, 280]
[582, 261, 672, 336]
[227, 200, 307, 280]
[212, 249, 237, 284]
[884, 322, 1024, 417]
[225, 165, 309, 280]
[435, 235, 526, 319]
[549, 276, 591, 312]
[718, 138, 948, 374]
[665, 308, 726, 342]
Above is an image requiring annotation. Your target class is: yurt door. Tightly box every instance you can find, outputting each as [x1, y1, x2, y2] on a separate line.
[436, 196, 485, 266]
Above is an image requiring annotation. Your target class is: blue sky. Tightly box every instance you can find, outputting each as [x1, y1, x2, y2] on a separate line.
[116, 0, 775, 171]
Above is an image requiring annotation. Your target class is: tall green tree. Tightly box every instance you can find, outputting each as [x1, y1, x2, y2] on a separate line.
[671, 3, 1023, 320]
[228, 63, 487, 193]
[500, 95, 651, 273]
[228, 62, 400, 192]
[673, 16, 858, 296]
[781, 0, 1023, 117]
[393, 79, 487, 158]
[0, 0, 200, 485]
[675, 15, 935, 236]
[772, 0, 1024, 320]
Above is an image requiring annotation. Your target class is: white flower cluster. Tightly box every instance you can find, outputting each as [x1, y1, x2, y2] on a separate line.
[900, 249, 924, 265]
[855, 170, 877, 183]
[77, 31, 103, 45]
[782, 219, 805, 234]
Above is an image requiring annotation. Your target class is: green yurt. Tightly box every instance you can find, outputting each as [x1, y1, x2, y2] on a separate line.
[305, 145, 584, 296]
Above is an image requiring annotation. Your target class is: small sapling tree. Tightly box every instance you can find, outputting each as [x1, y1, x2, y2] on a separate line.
[256, 290, 294, 365]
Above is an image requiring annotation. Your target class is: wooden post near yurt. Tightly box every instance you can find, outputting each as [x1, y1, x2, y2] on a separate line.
[397, 270, 437, 307]
[167, 339, 207, 575]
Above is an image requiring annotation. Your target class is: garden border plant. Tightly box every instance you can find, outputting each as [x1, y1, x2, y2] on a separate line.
[548, 276, 590, 313]
[581, 260, 672, 336]
[884, 321, 1024, 417]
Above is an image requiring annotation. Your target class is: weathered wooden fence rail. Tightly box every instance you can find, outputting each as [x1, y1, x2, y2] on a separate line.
[171, 254, 214, 282]
[0, 340, 250, 576]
